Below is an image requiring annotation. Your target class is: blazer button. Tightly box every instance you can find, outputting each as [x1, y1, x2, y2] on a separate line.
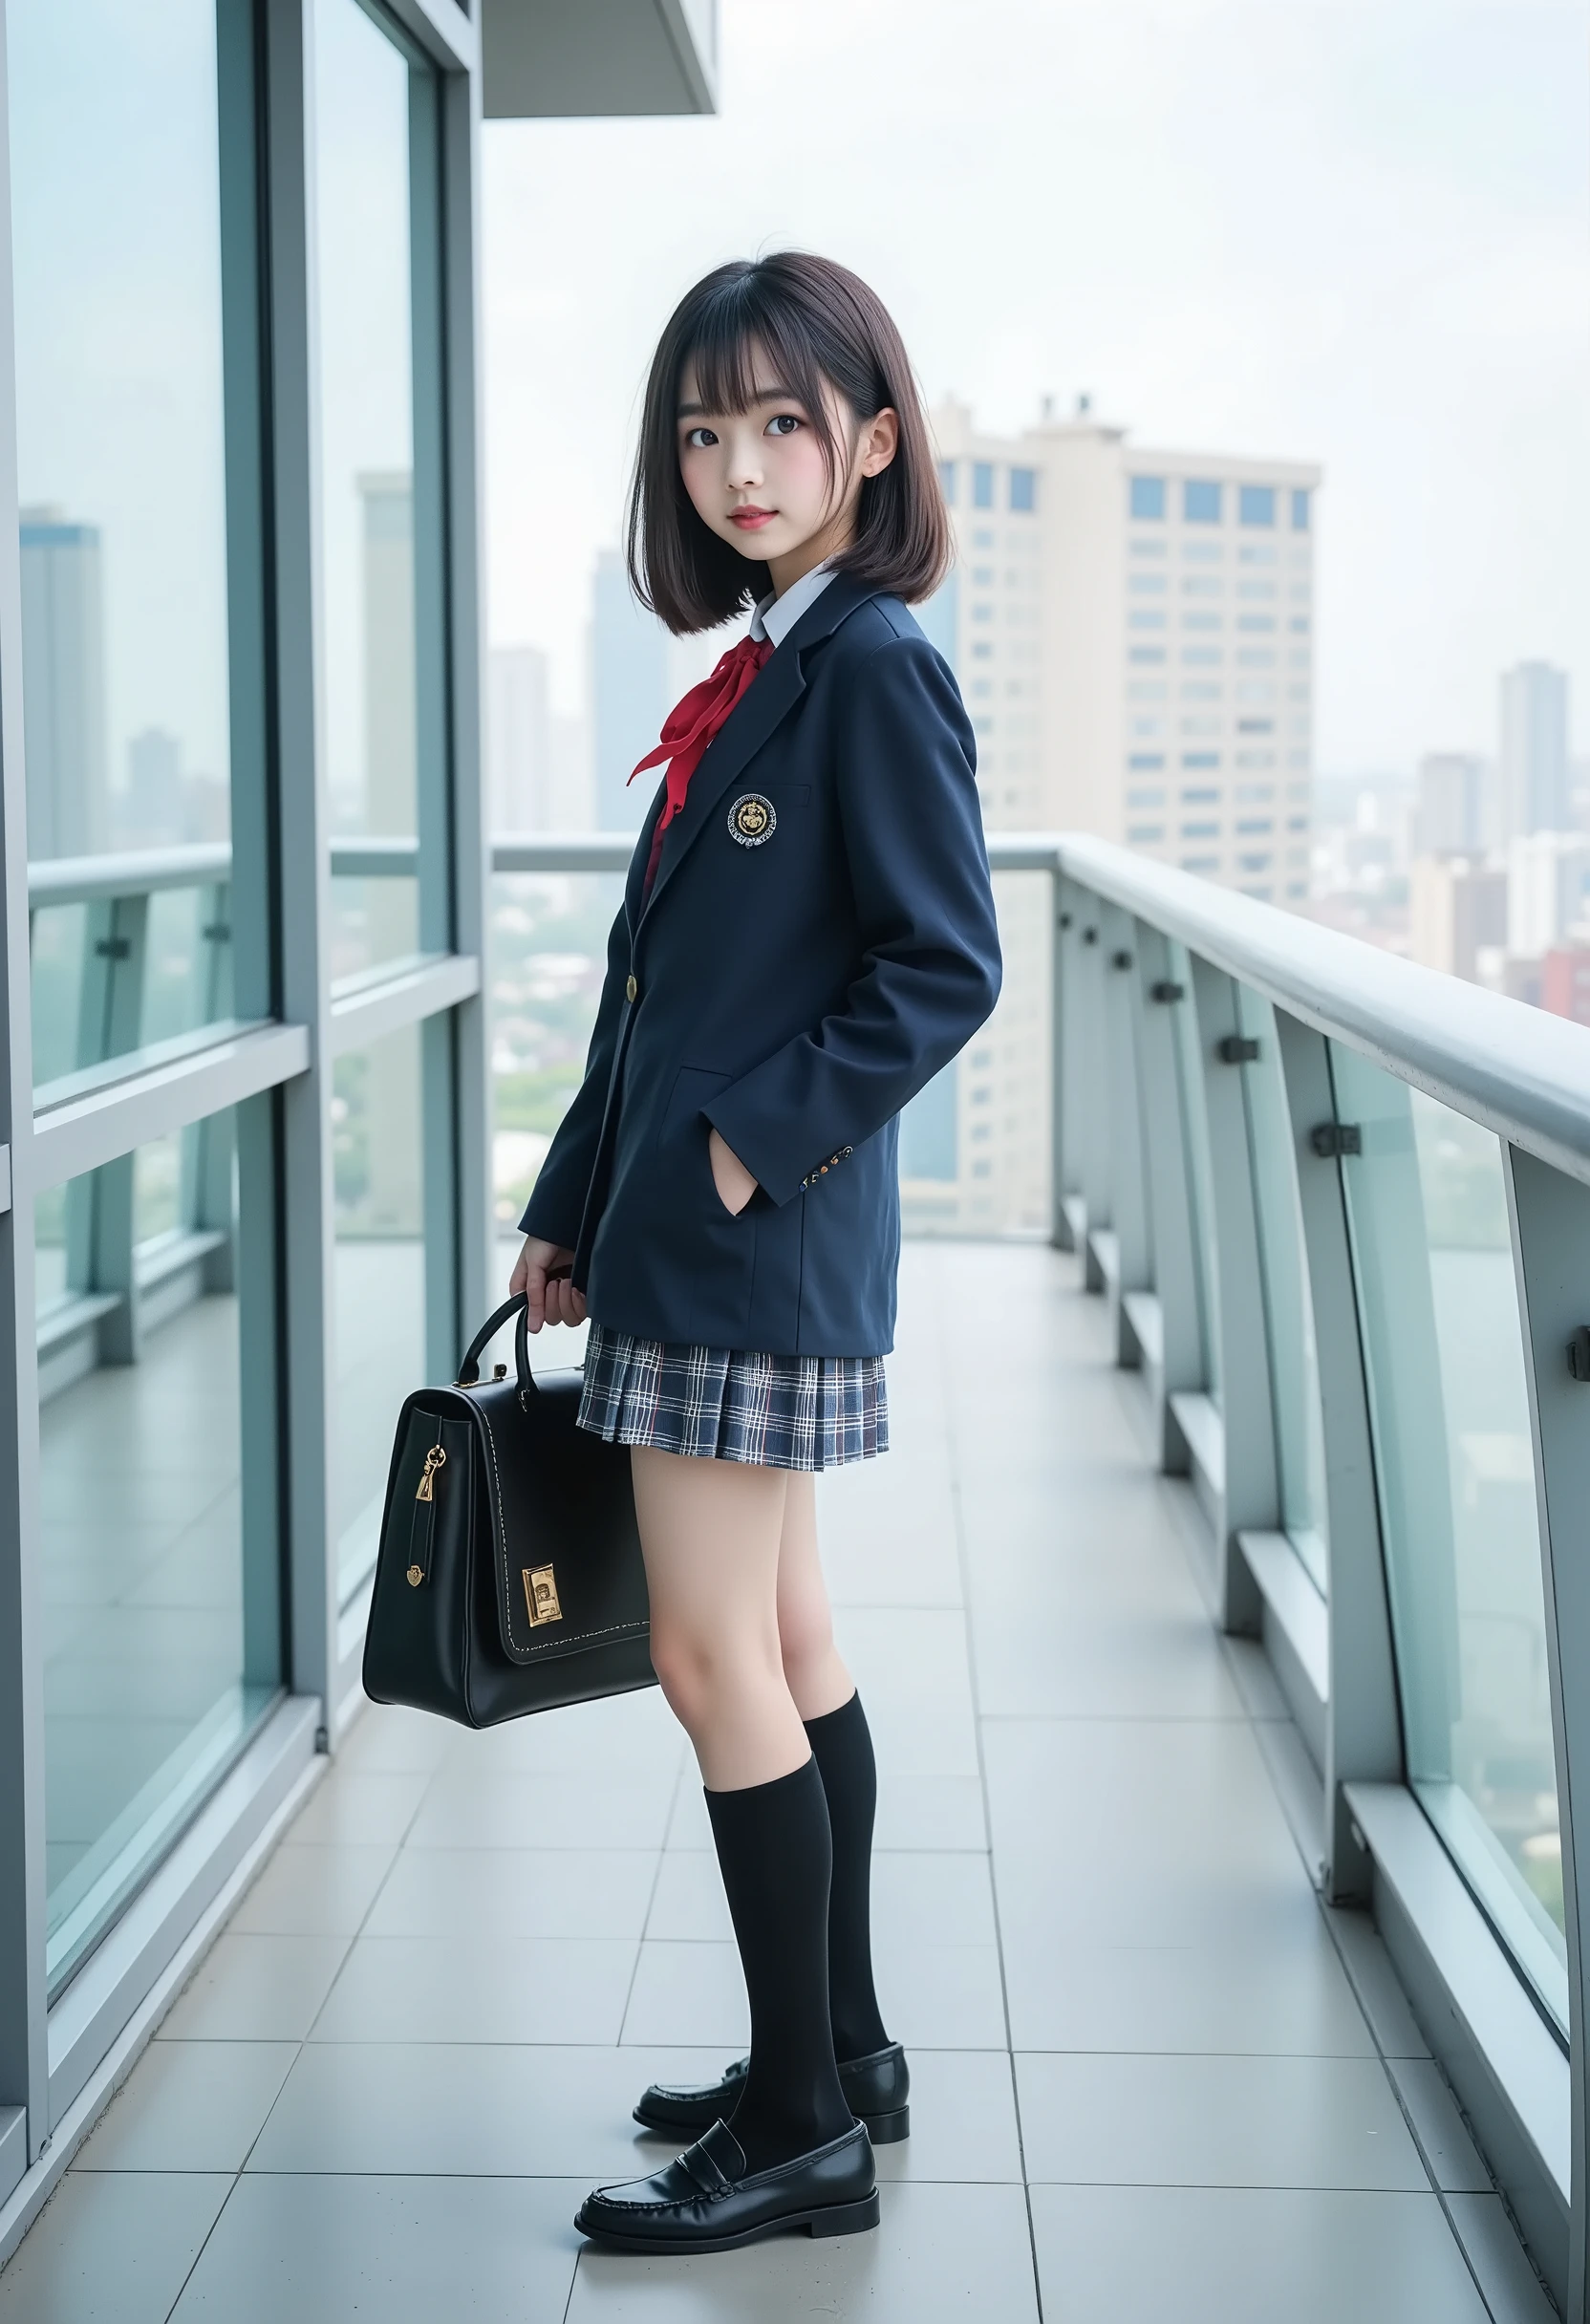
[625, 974, 638, 1002]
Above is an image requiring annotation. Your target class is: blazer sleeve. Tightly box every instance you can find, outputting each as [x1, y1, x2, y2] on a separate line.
[702, 632, 1002, 1208]
[517, 900, 631, 1250]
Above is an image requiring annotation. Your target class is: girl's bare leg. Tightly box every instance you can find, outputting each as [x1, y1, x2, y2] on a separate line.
[630, 1445, 808, 1790]
[773, 1471, 855, 1720]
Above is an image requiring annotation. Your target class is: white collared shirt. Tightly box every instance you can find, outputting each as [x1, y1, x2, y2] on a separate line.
[749, 560, 837, 650]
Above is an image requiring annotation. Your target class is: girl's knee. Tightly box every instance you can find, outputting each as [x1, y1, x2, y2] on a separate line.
[778, 1603, 835, 1700]
[650, 1623, 782, 1738]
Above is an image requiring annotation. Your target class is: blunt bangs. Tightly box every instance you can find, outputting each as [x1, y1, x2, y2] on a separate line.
[628, 252, 952, 635]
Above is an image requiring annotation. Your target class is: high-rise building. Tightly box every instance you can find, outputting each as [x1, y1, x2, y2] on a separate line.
[19, 505, 108, 858]
[929, 404, 1319, 901]
[1410, 853, 1508, 981]
[489, 646, 594, 833]
[1499, 661, 1569, 838]
[1416, 752, 1484, 855]
[1507, 829, 1590, 956]
[591, 547, 669, 831]
[489, 644, 549, 830]
[358, 471, 417, 840]
[908, 403, 1320, 1232]
[358, 472, 420, 1233]
[123, 726, 183, 846]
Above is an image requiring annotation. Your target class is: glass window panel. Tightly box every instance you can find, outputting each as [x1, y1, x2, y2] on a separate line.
[314, 0, 440, 985]
[1237, 988, 1326, 1592]
[1332, 1048, 1563, 2025]
[1171, 943, 1221, 1403]
[333, 1022, 427, 1609]
[11, 3, 247, 1080]
[38, 1103, 280, 1995]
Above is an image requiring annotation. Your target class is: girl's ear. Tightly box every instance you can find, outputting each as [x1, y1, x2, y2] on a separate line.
[859, 407, 899, 478]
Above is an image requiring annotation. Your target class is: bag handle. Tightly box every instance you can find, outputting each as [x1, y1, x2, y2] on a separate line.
[456, 1293, 536, 1404]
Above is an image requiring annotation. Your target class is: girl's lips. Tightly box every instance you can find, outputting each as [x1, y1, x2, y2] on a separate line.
[729, 507, 775, 529]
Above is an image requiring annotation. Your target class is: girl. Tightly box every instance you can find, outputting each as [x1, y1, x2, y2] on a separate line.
[510, 251, 1000, 2254]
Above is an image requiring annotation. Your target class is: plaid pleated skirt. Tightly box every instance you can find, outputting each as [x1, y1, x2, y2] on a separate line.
[577, 1323, 889, 1473]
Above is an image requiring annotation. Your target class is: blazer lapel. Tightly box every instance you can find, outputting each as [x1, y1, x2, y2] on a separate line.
[636, 572, 880, 927]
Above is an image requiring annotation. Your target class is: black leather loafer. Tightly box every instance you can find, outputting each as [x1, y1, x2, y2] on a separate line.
[634, 2040, 911, 2144]
[575, 2117, 878, 2253]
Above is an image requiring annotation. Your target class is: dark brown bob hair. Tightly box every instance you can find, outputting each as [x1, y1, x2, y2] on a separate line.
[627, 251, 952, 635]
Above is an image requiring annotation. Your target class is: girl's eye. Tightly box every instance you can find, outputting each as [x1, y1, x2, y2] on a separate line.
[765, 413, 802, 438]
[684, 426, 719, 450]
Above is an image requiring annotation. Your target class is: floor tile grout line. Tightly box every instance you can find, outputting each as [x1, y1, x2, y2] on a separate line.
[1107, 1310, 1515, 2320]
[933, 1243, 1046, 2324]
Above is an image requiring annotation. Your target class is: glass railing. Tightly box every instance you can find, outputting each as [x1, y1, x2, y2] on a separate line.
[481, 826, 1589, 2310]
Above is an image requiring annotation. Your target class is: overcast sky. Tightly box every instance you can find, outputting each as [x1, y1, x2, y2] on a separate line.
[481, 0, 1588, 778]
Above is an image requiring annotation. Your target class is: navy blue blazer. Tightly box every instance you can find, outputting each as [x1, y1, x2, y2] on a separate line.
[518, 571, 1001, 1357]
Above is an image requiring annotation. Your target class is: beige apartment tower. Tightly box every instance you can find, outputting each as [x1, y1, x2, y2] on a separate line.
[900, 403, 1320, 1234]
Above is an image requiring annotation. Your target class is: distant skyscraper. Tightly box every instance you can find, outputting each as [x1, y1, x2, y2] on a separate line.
[1416, 752, 1483, 855]
[19, 505, 108, 858]
[591, 548, 669, 832]
[1499, 662, 1569, 838]
[357, 473, 420, 1238]
[124, 726, 183, 846]
[490, 645, 549, 831]
[358, 471, 418, 839]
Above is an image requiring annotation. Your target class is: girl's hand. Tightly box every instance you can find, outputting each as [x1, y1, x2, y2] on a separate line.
[510, 1236, 587, 1331]
[708, 1127, 758, 1216]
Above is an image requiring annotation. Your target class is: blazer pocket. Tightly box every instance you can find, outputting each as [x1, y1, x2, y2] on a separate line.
[656, 1065, 732, 1156]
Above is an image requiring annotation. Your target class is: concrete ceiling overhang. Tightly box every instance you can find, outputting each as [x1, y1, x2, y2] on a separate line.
[482, 0, 717, 118]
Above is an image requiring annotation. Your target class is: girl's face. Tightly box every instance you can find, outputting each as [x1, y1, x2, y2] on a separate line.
[676, 342, 897, 588]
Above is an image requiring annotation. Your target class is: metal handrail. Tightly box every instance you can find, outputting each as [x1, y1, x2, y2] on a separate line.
[27, 828, 1590, 1188]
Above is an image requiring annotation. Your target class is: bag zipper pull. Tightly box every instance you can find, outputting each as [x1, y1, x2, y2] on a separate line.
[415, 1444, 446, 1503]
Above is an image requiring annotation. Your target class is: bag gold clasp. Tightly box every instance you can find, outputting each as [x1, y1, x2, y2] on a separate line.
[416, 1444, 446, 1502]
[524, 1564, 563, 1625]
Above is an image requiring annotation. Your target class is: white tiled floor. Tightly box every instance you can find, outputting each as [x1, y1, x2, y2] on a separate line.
[0, 1242, 1554, 2321]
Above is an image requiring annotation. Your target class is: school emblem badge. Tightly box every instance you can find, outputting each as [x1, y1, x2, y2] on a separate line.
[727, 792, 777, 847]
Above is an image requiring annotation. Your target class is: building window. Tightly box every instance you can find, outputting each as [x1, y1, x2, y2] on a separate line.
[1181, 681, 1222, 701]
[1182, 752, 1220, 769]
[1130, 537, 1168, 558]
[972, 527, 995, 548]
[1128, 648, 1166, 665]
[1182, 786, 1219, 803]
[1236, 782, 1276, 801]
[1182, 575, 1223, 597]
[973, 462, 995, 509]
[1183, 479, 1222, 525]
[1009, 466, 1037, 512]
[1239, 484, 1276, 527]
[1182, 540, 1223, 563]
[1237, 718, 1274, 734]
[1129, 611, 1167, 630]
[1128, 785, 1167, 806]
[1237, 615, 1276, 633]
[1237, 851, 1273, 871]
[1129, 475, 1166, 520]
[972, 603, 993, 622]
[1182, 820, 1220, 838]
[1128, 753, 1165, 770]
[1182, 648, 1222, 667]
[1235, 817, 1274, 835]
[1129, 572, 1168, 594]
[1182, 855, 1219, 872]
[1127, 825, 1166, 844]
[1291, 488, 1310, 529]
[937, 459, 956, 504]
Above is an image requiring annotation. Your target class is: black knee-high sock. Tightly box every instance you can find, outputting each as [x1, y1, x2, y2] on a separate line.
[805, 1692, 891, 2061]
[704, 1758, 852, 2174]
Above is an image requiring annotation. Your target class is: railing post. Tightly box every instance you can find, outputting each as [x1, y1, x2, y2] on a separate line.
[1272, 1010, 1401, 1900]
[1187, 955, 1278, 1631]
[1049, 862, 1069, 1249]
[1098, 899, 1150, 1361]
[1131, 925, 1203, 1469]
[1506, 1146, 1590, 2323]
